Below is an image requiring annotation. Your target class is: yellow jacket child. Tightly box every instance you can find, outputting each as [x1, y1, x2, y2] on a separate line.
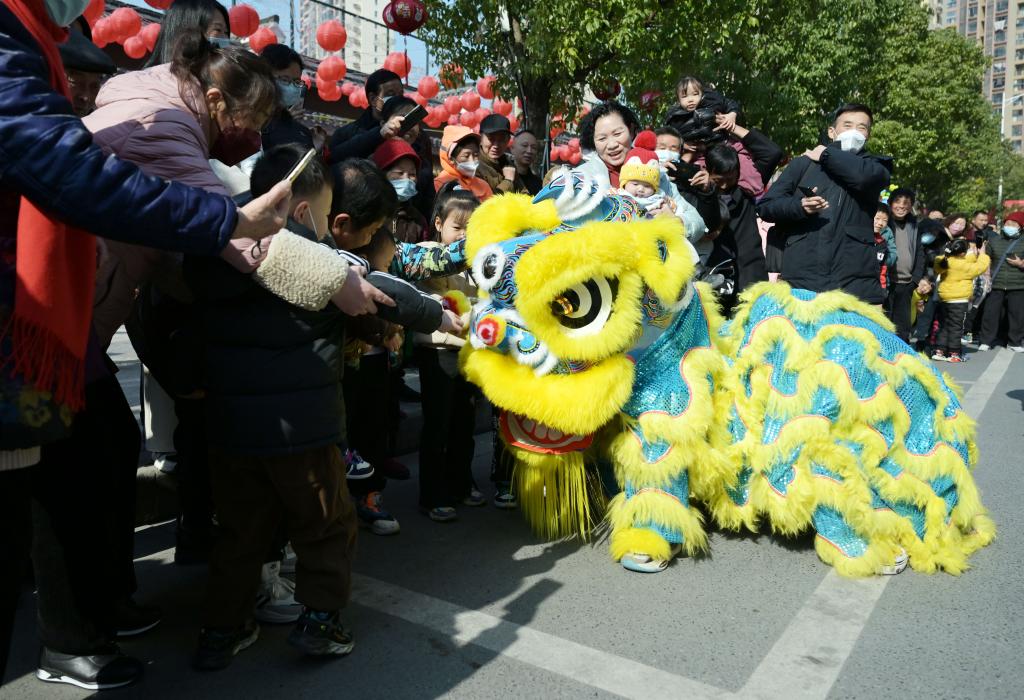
[935, 246, 990, 302]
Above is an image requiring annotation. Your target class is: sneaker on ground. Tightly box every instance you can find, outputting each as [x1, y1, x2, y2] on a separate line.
[377, 458, 411, 480]
[493, 483, 518, 510]
[961, 333, 973, 345]
[1010, 345, 1024, 353]
[947, 353, 966, 363]
[36, 645, 143, 691]
[113, 598, 162, 638]
[344, 449, 374, 480]
[428, 506, 458, 522]
[931, 350, 947, 362]
[280, 542, 297, 575]
[193, 621, 260, 671]
[356, 491, 401, 535]
[880, 548, 909, 575]
[254, 561, 302, 624]
[462, 487, 486, 507]
[977, 343, 992, 351]
[288, 609, 354, 656]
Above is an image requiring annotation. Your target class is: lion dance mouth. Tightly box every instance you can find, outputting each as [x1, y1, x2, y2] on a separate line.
[498, 412, 594, 455]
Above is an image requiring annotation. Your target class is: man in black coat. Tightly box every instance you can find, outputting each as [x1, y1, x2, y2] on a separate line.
[327, 69, 405, 164]
[757, 103, 893, 305]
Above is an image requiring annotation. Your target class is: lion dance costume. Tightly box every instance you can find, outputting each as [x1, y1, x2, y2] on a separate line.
[460, 171, 994, 577]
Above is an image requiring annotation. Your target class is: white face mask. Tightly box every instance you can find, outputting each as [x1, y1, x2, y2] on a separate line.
[836, 129, 867, 153]
[456, 159, 479, 177]
[655, 149, 680, 164]
[43, 0, 90, 27]
[391, 178, 417, 202]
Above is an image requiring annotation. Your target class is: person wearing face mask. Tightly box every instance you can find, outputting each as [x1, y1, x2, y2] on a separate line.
[0, 0, 292, 689]
[144, 0, 230, 67]
[977, 211, 1024, 352]
[378, 95, 437, 219]
[373, 138, 427, 243]
[259, 43, 314, 152]
[757, 103, 893, 306]
[326, 69, 405, 165]
[434, 125, 493, 201]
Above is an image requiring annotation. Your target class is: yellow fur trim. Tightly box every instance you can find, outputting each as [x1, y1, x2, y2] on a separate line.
[607, 490, 708, 557]
[512, 215, 690, 362]
[609, 527, 673, 562]
[511, 449, 604, 540]
[465, 195, 561, 260]
[460, 345, 634, 436]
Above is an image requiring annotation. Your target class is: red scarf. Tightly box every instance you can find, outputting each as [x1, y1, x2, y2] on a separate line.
[1, 0, 95, 410]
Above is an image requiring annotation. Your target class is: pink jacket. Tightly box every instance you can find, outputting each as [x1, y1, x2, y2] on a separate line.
[696, 137, 765, 198]
[84, 64, 227, 347]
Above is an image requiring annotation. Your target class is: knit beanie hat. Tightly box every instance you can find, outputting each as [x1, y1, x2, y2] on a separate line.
[1004, 211, 1024, 228]
[620, 129, 660, 188]
[372, 138, 421, 171]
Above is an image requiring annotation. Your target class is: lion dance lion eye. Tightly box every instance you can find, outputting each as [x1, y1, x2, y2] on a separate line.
[550, 277, 618, 336]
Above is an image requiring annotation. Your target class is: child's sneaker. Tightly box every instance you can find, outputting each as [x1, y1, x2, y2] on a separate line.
[193, 621, 259, 671]
[961, 332, 973, 345]
[946, 352, 966, 363]
[253, 562, 302, 623]
[344, 449, 374, 480]
[355, 492, 400, 535]
[427, 506, 458, 522]
[462, 487, 486, 507]
[977, 343, 992, 351]
[931, 350, 948, 362]
[287, 609, 354, 657]
[493, 482, 518, 510]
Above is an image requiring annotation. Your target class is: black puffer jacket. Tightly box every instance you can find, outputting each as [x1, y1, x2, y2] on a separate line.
[185, 223, 347, 456]
[757, 142, 893, 304]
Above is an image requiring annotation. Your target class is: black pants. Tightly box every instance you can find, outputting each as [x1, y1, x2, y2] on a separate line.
[490, 408, 513, 486]
[416, 347, 476, 509]
[979, 288, 1024, 347]
[175, 397, 212, 539]
[913, 289, 939, 348]
[31, 374, 141, 654]
[936, 301, 969, 354]
[888, 282, 916, 342]
[0, 467, 33, 683]
[342, 353, 388, 498]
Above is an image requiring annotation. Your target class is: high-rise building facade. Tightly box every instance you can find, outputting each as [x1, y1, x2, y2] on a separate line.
[298, 0, 391, 75]
[934, 0, 1024, 151]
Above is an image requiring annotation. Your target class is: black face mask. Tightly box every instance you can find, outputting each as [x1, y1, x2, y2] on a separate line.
[210, 126, 262, 166]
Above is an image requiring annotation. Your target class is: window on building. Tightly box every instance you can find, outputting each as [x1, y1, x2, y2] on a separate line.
[1014, 108, 1023, 117]
[996, 29, 1007, 42]
[995, 76, 1007, 89]
[1013, 125, 1023, 137]
[997, 47, 1008, 58]
[1014, 140, 1023, 152]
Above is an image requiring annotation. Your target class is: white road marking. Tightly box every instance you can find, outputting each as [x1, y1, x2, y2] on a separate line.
[738, 349, 1015, 699]
[351, 573, 733, 700]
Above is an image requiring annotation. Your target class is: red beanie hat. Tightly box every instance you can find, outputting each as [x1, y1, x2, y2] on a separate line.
[1004, 211, 1024, 228]
[372, 138, 421, 171]
[633, 130, 657, 151]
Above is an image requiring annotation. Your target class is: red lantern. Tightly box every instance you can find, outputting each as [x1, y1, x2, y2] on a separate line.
[460, 91, 480, 112]
[417, 75, 439, 99]
[381, 0, 427, 36]
[138, 23, 161, 52]
[109, 8, 142, 42]
[83, 0, 104, 26]
[301, 74, 313, 89]
[443, 95, 461, 114]
[249, 26, 277, 53]
[383, 51, 411, 79]
[144, 0, 173, 9]
[413, 94, 428, 108]
[123, 35, 147, 59]
[508, 115, 519, 131]
[340, 81, 354, 96]
[569, 151, 582, 165]
[424, 108, 445, 128]
[228, 4, 260, 38]
[92, 17, 111, 46]
[492, 98, 513, 116]
[349, 87, 368, 109]
[459, 110, 479, 128]
[568, 137, 580, 151]
[474, 107, 490, 123]
[317, 56, 346, 82]
[592, 80, 621, 101]
[439, 63, 463, 90]
[321, 84, 342, 102]
[477, 75, 496, 100]
[316, 19, 347, 52]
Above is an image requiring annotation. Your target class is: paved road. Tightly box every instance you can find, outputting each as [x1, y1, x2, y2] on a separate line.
[4, 340, 1022, 699]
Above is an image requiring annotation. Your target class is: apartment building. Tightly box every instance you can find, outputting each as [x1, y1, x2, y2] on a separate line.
[935, 0, 1024, 151]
